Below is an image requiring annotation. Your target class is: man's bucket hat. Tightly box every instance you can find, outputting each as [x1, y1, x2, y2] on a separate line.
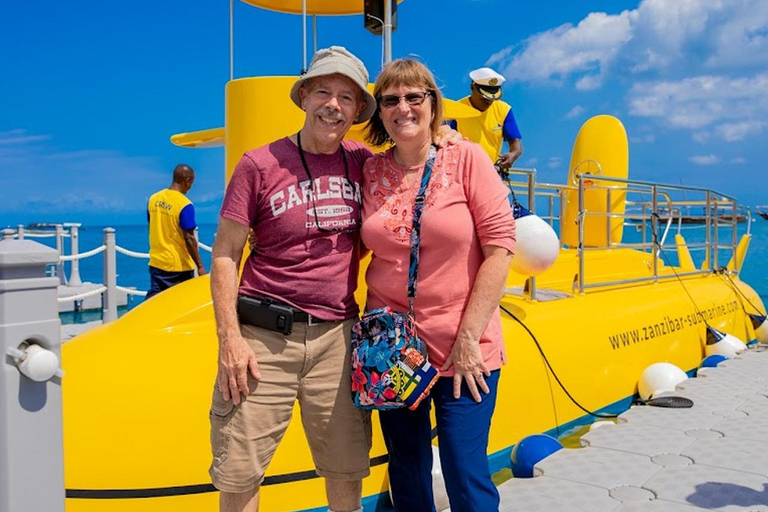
[290, 46, 377, 123]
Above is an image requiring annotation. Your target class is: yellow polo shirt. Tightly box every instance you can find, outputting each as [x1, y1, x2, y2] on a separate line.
[147, 189, 196, 272]
[455, 97, 513, 163]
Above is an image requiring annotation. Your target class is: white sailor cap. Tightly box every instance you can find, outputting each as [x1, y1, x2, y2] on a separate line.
[469, 67, 505, 100]
[469, 67, 505, 87]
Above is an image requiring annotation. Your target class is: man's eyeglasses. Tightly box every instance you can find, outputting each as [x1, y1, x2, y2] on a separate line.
[378, 91, 433, 109]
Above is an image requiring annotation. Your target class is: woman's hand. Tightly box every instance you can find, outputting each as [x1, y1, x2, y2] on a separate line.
[441, 337, 491, 402]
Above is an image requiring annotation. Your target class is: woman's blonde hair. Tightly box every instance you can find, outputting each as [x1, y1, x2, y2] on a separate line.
[365, 58, 444, 147]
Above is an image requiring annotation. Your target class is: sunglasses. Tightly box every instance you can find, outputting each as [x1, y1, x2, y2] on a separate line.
[378, 91, 433, 109]
[477, 84, 501, 95]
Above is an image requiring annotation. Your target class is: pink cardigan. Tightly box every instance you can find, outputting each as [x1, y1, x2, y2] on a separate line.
[361, 141, 516, 376]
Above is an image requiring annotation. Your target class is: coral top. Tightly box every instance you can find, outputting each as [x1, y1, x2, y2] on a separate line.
[361, 141, 516, 376]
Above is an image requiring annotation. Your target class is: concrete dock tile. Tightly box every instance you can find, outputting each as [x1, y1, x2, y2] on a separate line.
[643, 465, 768, 511]
[714, 415, 768, 443]
[618, 406, 722, 431]
[581, 423, 696, 457]
[536, 447, 661, 488]
[682, 437, 768, 476]
[614, 500, 719, 511]
[737, 400, 768, 415]
[498, 476, 620, 512]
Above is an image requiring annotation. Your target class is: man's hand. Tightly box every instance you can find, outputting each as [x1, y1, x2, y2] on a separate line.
[497, 152, 515, 170]
[217, 334, 261, 405]
[441, 337, 491, 402]
[197, 266, 208, 276]
[434, 124, 464, 147]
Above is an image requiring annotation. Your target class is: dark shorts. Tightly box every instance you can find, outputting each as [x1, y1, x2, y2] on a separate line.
[146, 266, 194, 299]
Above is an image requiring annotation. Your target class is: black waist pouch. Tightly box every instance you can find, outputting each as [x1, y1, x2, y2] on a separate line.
[237, 296, 294, 335]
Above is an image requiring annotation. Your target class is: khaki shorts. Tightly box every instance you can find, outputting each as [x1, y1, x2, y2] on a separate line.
[209, 319, 372, 493]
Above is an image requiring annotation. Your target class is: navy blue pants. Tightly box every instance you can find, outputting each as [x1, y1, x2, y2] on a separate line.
[146, 266, 194, 299]
[380, 370, 501, 512]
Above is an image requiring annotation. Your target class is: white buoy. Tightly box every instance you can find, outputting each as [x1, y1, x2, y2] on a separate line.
[638, 362, 688, 401]
[509, 205, 559, 276]
[705, 326, 747, 358]
[749, 314, 768, 344]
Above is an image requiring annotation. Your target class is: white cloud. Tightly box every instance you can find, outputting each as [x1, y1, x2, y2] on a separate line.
[717, 121, 767, 141]
[548, 157, 563, 168]
[0, 130, 166, 214]
[488, 11, 634, 88]
[731, 157, 747, 164]
[689, 154, 720, 165]
[628, 74, 768, 132]
[0, 129, 50, 145]
[565, 106, 585, 119]
[490, 0, 768, 87]
[630, 134, 655, 143]
[692, 132, 710, 144]
[525, 157, 539, 166]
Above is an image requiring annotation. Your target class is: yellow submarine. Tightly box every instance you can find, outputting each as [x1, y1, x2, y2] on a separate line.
[61, 1, 766, 511]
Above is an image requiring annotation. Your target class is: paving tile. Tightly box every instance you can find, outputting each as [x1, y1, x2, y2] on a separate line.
[682, 436, 768, 477]
[614, 500, 719, 511]
[498, 476, 620, 512]
[499, 350, 768, 512]
[582, 423, 697, 456]
[643, 464, 768, 511]
[536, 446, 661, 489]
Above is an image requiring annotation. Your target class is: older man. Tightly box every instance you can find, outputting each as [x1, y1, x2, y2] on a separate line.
[209, 46, 375, 512]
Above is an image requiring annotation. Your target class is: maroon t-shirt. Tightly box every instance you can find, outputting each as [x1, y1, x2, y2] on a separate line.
[220, 136, 372, 320]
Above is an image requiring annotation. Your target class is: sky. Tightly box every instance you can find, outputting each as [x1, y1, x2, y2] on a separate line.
[2, 0, 767, 226]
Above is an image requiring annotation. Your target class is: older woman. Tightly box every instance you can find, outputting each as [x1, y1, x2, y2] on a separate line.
[361, 59, 515, 512]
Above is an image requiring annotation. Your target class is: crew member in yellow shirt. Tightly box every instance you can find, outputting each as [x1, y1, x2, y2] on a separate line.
[453, 67, 523, 170]
[146, 164, 206, 299]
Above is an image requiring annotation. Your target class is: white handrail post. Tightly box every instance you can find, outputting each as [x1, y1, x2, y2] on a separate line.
[102, 228, 118, 322]
[16, 225, 24, 240]
[55, 224, 67, 286]
[66, 223, 82, 286]
[0, 236, 63, 512]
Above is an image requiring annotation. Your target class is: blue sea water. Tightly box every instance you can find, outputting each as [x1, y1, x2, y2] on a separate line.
[41, 219, 768, 323]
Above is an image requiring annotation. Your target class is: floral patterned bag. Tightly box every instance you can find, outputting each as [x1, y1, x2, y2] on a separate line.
[350, 147, 440, 411]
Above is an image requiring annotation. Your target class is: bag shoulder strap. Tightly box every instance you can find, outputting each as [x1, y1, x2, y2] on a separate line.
[407, 145, 438, 314]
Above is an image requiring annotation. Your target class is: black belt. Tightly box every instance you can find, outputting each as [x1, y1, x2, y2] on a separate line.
[237, 296, 327, 337]
[251, 297, 327, 323]
[291, 308, 327, 325]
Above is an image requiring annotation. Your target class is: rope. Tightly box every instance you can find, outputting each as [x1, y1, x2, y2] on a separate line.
[115, 246, 150, 258]
[24, 232, 60, 238]
[116, 286, 147, 297]
[60, 245, 106, 261]
[198, 242, 213, 252]
[57, 286, 107, 303]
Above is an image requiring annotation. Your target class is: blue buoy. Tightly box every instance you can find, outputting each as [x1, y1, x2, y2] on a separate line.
[510, 434, 563, 478]
[700, 354, 728, 368]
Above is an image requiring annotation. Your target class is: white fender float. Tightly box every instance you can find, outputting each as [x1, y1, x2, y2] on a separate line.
[749, 314, 768, 345]
[638, 362, 688, 401]
[705, 326, 747, 358]
[510, 204, 560, 276]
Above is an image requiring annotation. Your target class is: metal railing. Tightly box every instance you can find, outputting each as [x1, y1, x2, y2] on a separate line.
[2, 225, 213, 322]
[500, 168, 751, 297]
